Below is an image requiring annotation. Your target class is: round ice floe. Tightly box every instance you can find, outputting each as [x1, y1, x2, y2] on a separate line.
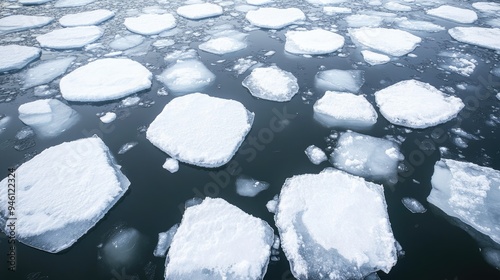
[146, 93, 254, 168]
[156, 60, 215, 93]
[36, 26, 104, 49]
[176, 3, 223, 20]
[199, 37, 247, 55]
[59, 9, 115, 27]
[448, 27, 500, 51]
[374, 79, 464, 129]
[60, 58, 152, 102]
[124, 14, 176, 35]
[426, 5, 477, 24]
[246, 7, 306, 29]
[361, 50, 390, 65]
[285, 29, 344, 55]
[349, 27, 421, 56]
[345, 14, 384, 28]
[0, 45, 40, 72]
[242, 66, 298, 102]
[0, 15, 53, 35]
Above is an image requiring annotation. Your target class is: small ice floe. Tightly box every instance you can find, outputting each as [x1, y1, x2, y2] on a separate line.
[176, 3, 223, 20]
[156, 60, 215, 94]
[393, 18, 445, 32]
[345, 14, 384, 28]
[306, 0, 348, 5]
[438, 51, 477, 77]
[315, 69, 364, 93]
[235, 175, 270, 197]
[361, 50, 390, 65]
[401, 197, 427, 213]
[472, 2, 500, 15]
[120, 96, 141, 107]
[245, 7, 306, 29]
[0, 136, 130, 253]
[162, 158, 179, 173]
[304, 145, 327, 165]
[124, 14, 176, 35]
[323, 6, 352, 15]
[100, 112, 116, 123]
[153, 224, 179, 257]
[199, 36, 247, 55]
[36, 26, 104, 49]
[22, 57, 75, 89]
[118, 142, 138, 155]
[349, 27, 421, 56]
[242, 66, 299, 102]
[285, 29, 344, 55]
[54, 0, 96, 8]
[233, 58, 257, 76]
[374, 80, 464, 129]
[0, 15, 53, 35]
[448, 27, 500, 51]
[19, 0, 52, 5]
[247, 0, 273, 5]
[266, 194, 279, 213]
[152, 39, 175, 49]
[59, 9, 115, 27]
[384, 1, 411, 12]
[426, 5, 477, 24]
[0, 45, 40, 72]
[60, 58, 152, 102]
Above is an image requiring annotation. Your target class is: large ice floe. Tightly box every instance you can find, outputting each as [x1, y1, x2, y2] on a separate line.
[313, 91, 377, 129]
[448, 27, 500, 51]
[374, 80, 464, 129]
[245, 7, 306, 29]
[428, 159, 500, 244]
[59, 9, 115, 27]
[349, 27, 421, 56]
[0, 136, 130, 253]
[275, 168, 399, 279]
[284, 29, 344, 55]
[0, 45, 40, 72]
[156, 60, 215, 94]
[23, 57, 75, 89]
[330, 131, 403, 185]
[165, 198, 274, 279]
[426, 5, 477, 24]
[242, 66, 299, 102]
[36, 26, 104, 49]
[315, 69, 364, 93]
[176, 3, 223, 20]
[60, 58, 152, 102]
[0, 15, 53, 35]
[124, 13, 176, 35]
[146, 93, 254, 168]
[18, 99, 80, 138]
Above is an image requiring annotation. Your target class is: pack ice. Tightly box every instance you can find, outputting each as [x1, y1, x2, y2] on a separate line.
[176, 3, 223, 20]
[165, 198, 274, 279]
[60, 58, 152, 102]
[245, 8, 306, 29]
[18, 99, 80, 138]
[146, 93, 254, 168]
[285, 29, 344, 55]
[426, 5, 477, 24]
[330, 131, 403, 184]
[428, 159, 500, 244]
[157, 60, 215, 94]
[313, 91, 377, 129]
[59, 9, 115, 27]
[315, 69, 364, 93]
[124, 14, 176, 35]
[349, 27, 421, 56]
[0, 136, 130, 253]
[448, 27, 500, 51]
[36, 26, 104, 49]
[23, 57, 75, 89]
[374, 80, 464, 129]
[275, 168, 399, 279]
[242, 66, 299, 102]
[0, 15, 53, 35]
[0, 45, 40, 72]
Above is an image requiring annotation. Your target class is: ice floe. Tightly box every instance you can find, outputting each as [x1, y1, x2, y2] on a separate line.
[236, 175, 270, 197]
[162, 158, 179, 173]
[374, 80, 465, 129]
[146, 93, 254, 168]
[156, 60, 215, 94]
[176, 3, 223, 20]
[109, 34, 144, 50]
[394, 18, 445, 32]
[349, 27, 421, 56]
[315, 69, 364, 93]
[304, 145, 327, 165]
[0, 45, 40, 72]
[384, 2, 411, 12]
[99, 226, 148, 268]
[245, 7, 306, 29]
[60, 58, 152, 102]
[199, 36, 247, 55]
[275, 168, 399, 279]
[448, 27, 500, 51]
[154, 224, 178, 257]
[0, 15, 53, 35]
[118, 141, 138, 155]
[36, 26, 104, 49]
[345, 14, 384, 28]
[401, 197, 427, 214]
[472, 2, 500, 15]
[19, 0, 52, 5]
[323, 6, 352, 15]
[124, 13, 176, 35]
[100, 112, 116, 123]
[284, 29, 344, 55]
[438, 51, 477, 77]
[242, 66, 299, 102]
[22, 57, 75, 89]
[426, 5, 477, 24]
[54, 0, 96, 8]
[361, 50, 390, 65]
[247, 0, 273, 5]
[0, 136, 130, 253]
[59, 9, 115, 27]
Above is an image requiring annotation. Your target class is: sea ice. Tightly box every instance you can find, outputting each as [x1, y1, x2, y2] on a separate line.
[304, 145, 327, 165]
[394, 18, 445, 32]
[374, 80, 465, 129]
[162, 158, 179, 173]
[19, 0, 52, 4]
[36, 26, 104, 49]
[242, 66, 299, 102]
[349, 27, 421, 56]
[59, 9, 115, 27]
[0, 136, 130, 253]
[284, 29, 344, 55]
[0, 15, 53, 35]
[199, 36, 247, 55]
[18, 99, 80, 138]
[401, 197, 427, 213]
[361, 50, 390, 65]
[22, 57, 75, 89]
[438, 51, 477, 77]
[176, 3, 223, 20]
[345, 14, 384, 28]
[118, 142, 138, 155]
[99, 226, 148, 268]
[426, 5, 477, 24]
[428, 159, 500, 244]
[245, 7, 306, 29]
[315, 69, 364, 93]
[384, 2, 411, 12]
[306, 0, 347, 4]
[323, 6, 352, 15]
[233, 58, 257, 76]
[60, 58, 152, 102]
[247, 0, 273, 5]
[0, 45, 40, 72]
[120, 96, 141, 107]
[472, 2, 500, 14]
[54, 0, 96, 8]
[124, 14, 176, 35]
[266, 195, 279, 213]
[165, 198, 274, 279]
[154, 224, 178, 257]
[330, 131, 403, 184]
[313, 91, 377, 129]
[146, 93, 254, 168]
[100, 112, 116, 123]
[275, 168, 399, 279]
[156, 60, 215, 94]
[448, 27, 500, 51]
[236, 175, 270, 197]
[109, 35, 144, 50]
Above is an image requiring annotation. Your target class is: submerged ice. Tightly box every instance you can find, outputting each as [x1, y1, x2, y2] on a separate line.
[235, 175, 270, 197]
[0, 15, 53, 35]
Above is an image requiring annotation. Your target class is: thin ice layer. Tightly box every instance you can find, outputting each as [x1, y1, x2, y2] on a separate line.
[176, 3, 223, 20]
[23, 57, 75, 89]
[0, 45, 40, 72]
[165, 198, 274, 279]
[156, 60, 215, 93]
[245, 7, 306, 29]
[36, 26, 104, 49]
[0, 15, 53, 35]
[349, 27, 421, 56]
[146, 93, 254, 168]
[285, 29, 344, 55]
[275, 168, 398, 279]
[0, 136, 130, 253]
[242, 66, 299, 102]
[448, 27, 500, 51]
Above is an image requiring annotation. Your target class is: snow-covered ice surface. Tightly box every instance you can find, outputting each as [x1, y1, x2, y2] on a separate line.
[323, 6, 352, 15]
[54, 0, 96, 8]
[472, 2, 500, 15]
[156, 60, 215, 94]
[275, 168, 399, 279]
[59, 9, 115, 27]
[199, 36, 247, 55]
[247, 0, 273, 5]
[235, 175, 270, 197]
[246, 8, 306, 29]
[124, 14, 176, 35]
[315, 69, 364, 93]
[176, 3, 223, 20]
[0, 136, 130, 253]
[162, 158, 179, 173]
[304, 145, 327, 165]
[153, 224, 178, 257]
[0, 15, 53, 35]
[165, 198, 274, 279]
[100, 112, 116, 123]
[349, 27, 421, 56]
[60, 58, 152, 102]
[22, 57, 75, 89]
[374, 80, 465, 129]
[36, 26, 104, 49]
[448, 27, 500, 51]
[330, 131, 403, 184]
[426, 5, 478, 24]
[401, 197, 427, 214]
[393, 18, 445, 32]
[361, 50, 390, 65]
[345, 14, 384, 28]
[146, 93, 254, 168]
[313, 91, 377, 129]
[18, 99, 80, 138]
[285, 29, 344, 55]
[0, 45, 40, 72]
[428, 159, 500, 244]
[242, 66, 299, 102]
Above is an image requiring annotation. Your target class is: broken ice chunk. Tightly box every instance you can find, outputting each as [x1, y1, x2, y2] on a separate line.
[100, 112, 116, 123]
[0, 136, 130, 253]
[118, 142, 138, 155]
[304, 145, 327, 165]
[156, 60, 215, 94]
[448, 27, 500, 51]
[146, 93, 254, 168]
[247, 0, 273, 5]
[22, 57, 75, 89]
[438, 51, 477, 77]
[275, 168, 399, 279]
[165, 198, 274, 279]
[245, 7, 306, 29]
[266, 195, 279, 213]
[384, 2, 411, 12]
[242, 66, 299, 102]
[154, 224, 179, 257]
[401, 197, 427, 213]
[36, 26, 104, 49]
[349, 27, 421, 56]
[59, 9, 115, 27]
[236, 175, 270, 197]
[0, 45, 40, 72]
[285, 29, 344, 55]
[176, 3, 223, 20]
[361, 50, 390, 65]
[315, 69, 364, 93]
[0, 15, 53, 35]
[124, 14, 176, 35]
[426, 5, 477, 24]
[162, 158, 179, 173]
